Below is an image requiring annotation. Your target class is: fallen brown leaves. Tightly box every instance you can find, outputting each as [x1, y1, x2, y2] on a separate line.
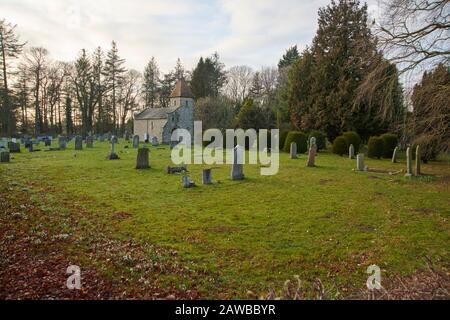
[0, 181, 199, 300]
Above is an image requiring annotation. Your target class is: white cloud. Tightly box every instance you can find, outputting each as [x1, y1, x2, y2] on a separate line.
[0, 0, 381, 72]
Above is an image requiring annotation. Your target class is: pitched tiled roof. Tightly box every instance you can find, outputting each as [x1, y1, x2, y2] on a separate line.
[134, 106, 178, 120]
[170, 79, 193, 98]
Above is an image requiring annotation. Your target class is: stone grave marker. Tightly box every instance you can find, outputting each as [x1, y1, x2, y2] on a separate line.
[356, 153, 366, 172]
[392, 147, 399, 163]
[59, 136, 67, 150]
[349, 144, 355, 160]
[75, 136, 83, 150]
[152, 136, 159, 147]
[202, 169, 212, 185]
[231, 145, 245, 180]
[290, 142, 297, 159]
[405, 147, 413, 177]
[136, 146, 150, 169]
[7, 141, 20, 153]
[415, 145, 421, 176]
[108, 136, 119, 160]
[132, 135, 139, 148]
[0, 149, 10, 163]
[86, 136, 94, 148]
[307, 137, 317, 167]
[182, 176, 196, 188]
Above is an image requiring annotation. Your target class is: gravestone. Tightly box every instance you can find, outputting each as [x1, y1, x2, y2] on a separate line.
[75, 136, 83, 150]
[99, 135, 105, 142]
[111, 135, 118, 144]
[307, 137, 317, 167]
[290, 142, 297, 159]
[167, 165, 188, 174]
[405, 147, 413, 177]
[108, 136, 119, 160]
[24, 138, 32, 150]
[124, 131, 130, 141]
[202, 169, 212, 185]
[59, 136, 67, 150]
[132, 135, 139, 148]
[0, 139, 7, 149]
[415, 145, 421, 176]
[44, 138, 51, 147]
[356, 153, 366, 172]
[349, 144, 355, 160]
[0, 150, 10, 163]
[144, 133, 149, 143]
[182, 176, 196, 188]
[7, 141, 20, 153]
[86, 136, 94, 148]
[27, 142, 33, 152]
[392, 147, 399, 163]
[231, 145, 245, 180]
[152, 136, 159, 147]
[136, 146, 150, 169]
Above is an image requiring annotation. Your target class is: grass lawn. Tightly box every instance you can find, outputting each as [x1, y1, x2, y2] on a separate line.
[1, 140, 449, 299]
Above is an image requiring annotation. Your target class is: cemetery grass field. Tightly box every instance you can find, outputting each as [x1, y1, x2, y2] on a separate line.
[1, 140, 449, 299]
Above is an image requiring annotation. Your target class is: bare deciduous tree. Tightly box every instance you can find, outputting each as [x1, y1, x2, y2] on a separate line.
[224, 65, 254, 104]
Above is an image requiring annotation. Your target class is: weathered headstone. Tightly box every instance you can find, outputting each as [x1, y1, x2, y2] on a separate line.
[44, 138, 51, 147]
[99, 134, 105, 142]
[152, 136, 159, 147]
[124, 131, 130, 141]
[231, 145, 245, 180]
[7, 141, 20, 153]
[59, 136, 67, 150]
[111, 135, 118, 144]
[107, 136, 119, 160]
[167, 165, 188, 174]
[144, 133, 149, 143]
[202, 169, 212, 185]
[75, 136, 83, 150]
[307, 137, 317, 167]
[290, 142, 297, 159]
[136, 146, 150, 169]
[349, 144, 355, 160]
[392, 147, 399, 163]
[86, 136, 94, 148]
[0, 150, 10, 163]
[356, 153, 366, 172]
[415, 145, 421, 176]
[27, 142, 33, 152]
[132, 135, 139, 148]
[182, 176, 196, 188]
[405, 147, 413, 177]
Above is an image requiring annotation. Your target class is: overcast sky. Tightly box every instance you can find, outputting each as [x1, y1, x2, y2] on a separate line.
[1, 0, 381, 73]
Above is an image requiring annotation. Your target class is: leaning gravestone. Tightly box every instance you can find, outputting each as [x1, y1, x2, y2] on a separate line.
[415, 145, 421, 176]
[405, 147, 413, 177]
[290, 142, 297, 159]
[107, 136, 119, 160]
[132, 135, 139, 149]
[7, 141, 20, 153]
[59, 136, 67, 150]
[75, 136, 83, 150]
[349, 144, 355, 160]
[182, 176, 196, 188]
[392, 147, 399, 163]
[86, 136, 94, 148]
[136, 146, 150, 169]
[152, 136, 159, 147]
[0, 149, 10, 163]
[307, 137, 317, 167]
[202, 169, 212, 185]
[356, 153, 366, 172]
[231, 145, 245, 180]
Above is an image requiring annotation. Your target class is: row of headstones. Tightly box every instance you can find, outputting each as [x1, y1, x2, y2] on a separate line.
[355, 146, 422, 177]
[289, 137, 318, 167]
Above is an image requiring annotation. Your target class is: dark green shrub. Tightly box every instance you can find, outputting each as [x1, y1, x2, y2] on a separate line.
[279, 130, 289, 151]
[381, 133, 398, 158]
[368, 136, 384, 159]
[284, 131, 308, 154]
[332, 136, 348, 156]
[308, 130, 327, 151]
[343, 131, 362, 152]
